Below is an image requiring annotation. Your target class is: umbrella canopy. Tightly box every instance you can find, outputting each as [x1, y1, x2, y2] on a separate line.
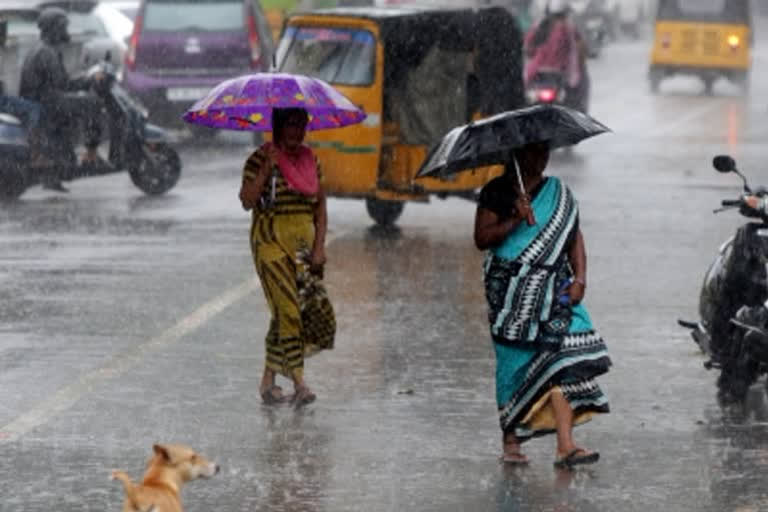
[416, 104, 610, 178]
[182, 73, 366, 131]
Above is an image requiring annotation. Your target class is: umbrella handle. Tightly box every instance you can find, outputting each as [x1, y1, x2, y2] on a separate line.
[512, 157, 536, 225]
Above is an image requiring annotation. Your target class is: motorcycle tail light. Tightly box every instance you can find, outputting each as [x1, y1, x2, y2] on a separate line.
[246, 9, 262, 68]
[125, 13, 142, 71]
[538, 89, 556, 102]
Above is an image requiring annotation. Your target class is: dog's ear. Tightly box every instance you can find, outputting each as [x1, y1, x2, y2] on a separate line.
[153, 444, 171, 462]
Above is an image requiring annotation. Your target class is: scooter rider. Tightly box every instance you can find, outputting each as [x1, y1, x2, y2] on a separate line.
[524, 0, 590, 112]
[19, 7, 105, 192]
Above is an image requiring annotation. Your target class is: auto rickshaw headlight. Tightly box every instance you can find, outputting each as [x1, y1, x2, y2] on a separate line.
[727, 35, 740, 48]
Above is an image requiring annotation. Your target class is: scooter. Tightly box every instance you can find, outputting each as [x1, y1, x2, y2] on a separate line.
[679, 155, 768, 403]
[526, 71, 566, 105]
[525, 70, 589, 113]
[0, 57, 181, 201]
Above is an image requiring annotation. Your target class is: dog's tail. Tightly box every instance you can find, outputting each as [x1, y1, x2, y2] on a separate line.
[111, 470, 146, 511]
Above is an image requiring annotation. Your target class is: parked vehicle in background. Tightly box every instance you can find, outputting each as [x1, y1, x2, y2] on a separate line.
[122, 0, 274, 135]
[277, 6, 525, 226]
[38, 1, 133, 73]
[649, 0, 752, 95]
[615, 0, 648, 38]
[571, 0, 609, 57]
[0, 3, 41, 95]
[679, 155, 768, 404]
[108, 0, 141, 20]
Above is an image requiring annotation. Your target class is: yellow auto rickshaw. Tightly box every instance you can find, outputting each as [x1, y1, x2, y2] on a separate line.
[649, 0, 752, 94]
[274, 6, 525, 225]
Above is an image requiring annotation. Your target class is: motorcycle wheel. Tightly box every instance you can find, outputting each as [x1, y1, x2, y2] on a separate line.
[0, 159, 28, 202]
[717, 352, 758, 405]
[129, 144, 181, 196]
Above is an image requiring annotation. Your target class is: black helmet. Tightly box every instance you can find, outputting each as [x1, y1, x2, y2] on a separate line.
[37, 7, 70, 45]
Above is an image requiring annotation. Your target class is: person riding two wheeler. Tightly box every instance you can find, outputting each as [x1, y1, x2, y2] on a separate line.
[524, 0, 590, 112]
[19, 7, 106, 192]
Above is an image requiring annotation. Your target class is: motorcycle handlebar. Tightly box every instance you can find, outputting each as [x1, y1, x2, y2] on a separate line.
[721, 199, 743, 207]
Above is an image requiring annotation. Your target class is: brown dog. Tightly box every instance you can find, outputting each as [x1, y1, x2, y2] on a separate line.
[111, 444, 219, 512]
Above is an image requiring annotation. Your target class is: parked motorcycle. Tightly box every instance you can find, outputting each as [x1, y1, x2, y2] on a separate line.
[0, 57, 181, 201]
[679, 155, 768, 403]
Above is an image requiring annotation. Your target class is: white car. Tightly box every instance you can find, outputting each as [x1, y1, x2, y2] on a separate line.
[38, 0, 134, 68]
[105, 1, 140, 21]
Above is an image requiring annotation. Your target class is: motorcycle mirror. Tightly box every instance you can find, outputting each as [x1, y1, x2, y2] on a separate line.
[713, 155, 736, 173]
[105, 51, 112, 63]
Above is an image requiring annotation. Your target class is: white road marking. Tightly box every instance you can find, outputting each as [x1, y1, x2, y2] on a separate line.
[0, 230, 347, 443]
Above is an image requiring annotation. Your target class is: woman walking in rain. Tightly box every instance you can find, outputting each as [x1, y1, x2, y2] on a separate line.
[474, 141, 611, 467]
[239, 107, 336, 407]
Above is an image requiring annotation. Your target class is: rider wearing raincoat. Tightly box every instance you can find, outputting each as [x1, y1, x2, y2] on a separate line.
[524, 0, 590, 112]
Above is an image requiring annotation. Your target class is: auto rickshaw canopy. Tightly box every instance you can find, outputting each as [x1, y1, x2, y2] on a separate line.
[655, 0, 752, 25]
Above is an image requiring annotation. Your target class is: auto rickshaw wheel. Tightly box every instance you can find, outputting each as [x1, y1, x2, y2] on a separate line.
[366, 198, 404, 226]
[649, 70, 662, 94]
[703, 77, 715, 96]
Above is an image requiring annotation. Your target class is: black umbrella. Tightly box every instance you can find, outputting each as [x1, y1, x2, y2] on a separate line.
[416, 104, 611, 179]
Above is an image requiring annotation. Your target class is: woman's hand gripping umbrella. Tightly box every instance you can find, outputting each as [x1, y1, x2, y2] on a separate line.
[417, 104, 609, 226]
[416, 104, 610, 177]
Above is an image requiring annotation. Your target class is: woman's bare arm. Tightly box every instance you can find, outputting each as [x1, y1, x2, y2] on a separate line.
[239, 152, 270, 211]
[474, 207, 524, 250]
[474, 195, 534, 250]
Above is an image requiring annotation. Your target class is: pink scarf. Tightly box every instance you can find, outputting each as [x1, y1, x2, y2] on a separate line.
[263, 143, 318, 196]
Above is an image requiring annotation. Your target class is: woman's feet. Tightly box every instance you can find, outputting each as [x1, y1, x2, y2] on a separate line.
[260, 384, 288, 405]
[553, 447, 599, 468]
[292, 385, 316, 408]
[501, 435, 529, 465]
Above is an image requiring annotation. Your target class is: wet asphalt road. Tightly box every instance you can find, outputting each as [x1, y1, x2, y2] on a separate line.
[3, 26, 768, 512]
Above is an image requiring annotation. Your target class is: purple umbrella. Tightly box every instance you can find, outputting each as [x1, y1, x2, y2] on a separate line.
[182, 73, 366, 131]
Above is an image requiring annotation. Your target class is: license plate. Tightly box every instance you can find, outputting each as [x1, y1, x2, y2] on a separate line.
[166, 87, 210, 102]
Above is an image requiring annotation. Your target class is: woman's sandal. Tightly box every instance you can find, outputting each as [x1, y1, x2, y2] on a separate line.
[500, 452, 530, 465]
[260, 385, 288, 405]
[292, 386, 316, 408]
[553, 448, 600, 468]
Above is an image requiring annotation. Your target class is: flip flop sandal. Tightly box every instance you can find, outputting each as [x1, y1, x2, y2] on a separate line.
[260, 385, 287, 405]
[292, 386, 316, 408]
[500, 452, 530, 465]
[554, 449, 600, 468]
